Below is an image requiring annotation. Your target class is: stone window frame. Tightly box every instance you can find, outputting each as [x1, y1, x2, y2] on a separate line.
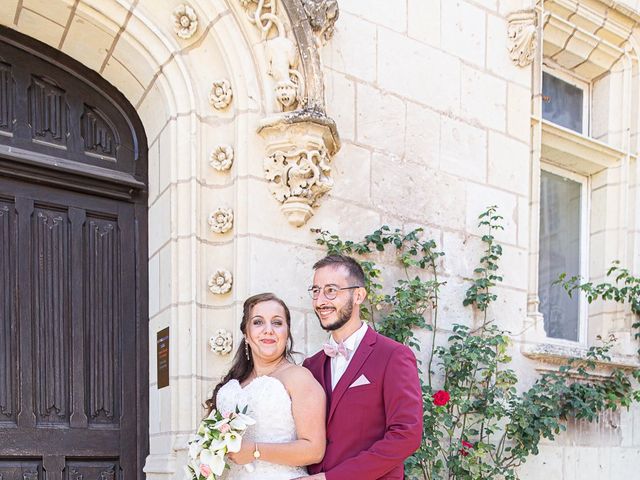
[524, 0, 640, 368]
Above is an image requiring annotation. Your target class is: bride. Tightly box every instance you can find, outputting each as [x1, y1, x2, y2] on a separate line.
[207, 293, 326, 479]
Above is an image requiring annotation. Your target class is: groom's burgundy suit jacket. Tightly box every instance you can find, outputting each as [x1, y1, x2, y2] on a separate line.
[303, 326, 423, 480]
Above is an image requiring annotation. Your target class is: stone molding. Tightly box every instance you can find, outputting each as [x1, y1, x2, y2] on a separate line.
[209, 329, 233, 355]
[258, 108, 339, 227]
[172, 4, 198, 39]
[507, 9, 537, 67]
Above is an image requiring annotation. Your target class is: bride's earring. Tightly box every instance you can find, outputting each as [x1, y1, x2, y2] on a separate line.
[245, 340, 250, 360]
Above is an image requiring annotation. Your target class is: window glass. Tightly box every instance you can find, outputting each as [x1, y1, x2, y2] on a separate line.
[538, 170, 582, 341]
[542, 72, 584, 134]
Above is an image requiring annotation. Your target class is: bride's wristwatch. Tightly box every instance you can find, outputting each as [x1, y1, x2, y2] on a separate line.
[253, 443, 261, 460]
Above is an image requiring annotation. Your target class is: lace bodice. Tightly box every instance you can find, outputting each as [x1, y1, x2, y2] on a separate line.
[216, 376, 307, 480]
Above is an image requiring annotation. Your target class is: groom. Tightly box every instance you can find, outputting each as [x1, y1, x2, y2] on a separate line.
[298, 254, 423, 480]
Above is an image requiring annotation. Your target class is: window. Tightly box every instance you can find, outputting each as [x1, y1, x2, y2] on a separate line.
[538, 166, 588, 342]
[542, 70, 588, 134]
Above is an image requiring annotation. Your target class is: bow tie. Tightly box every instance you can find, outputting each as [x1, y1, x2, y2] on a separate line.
[323, 341, 351, 360]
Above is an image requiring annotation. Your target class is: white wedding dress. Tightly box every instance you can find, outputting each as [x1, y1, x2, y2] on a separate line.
[216, 376, 308, 480]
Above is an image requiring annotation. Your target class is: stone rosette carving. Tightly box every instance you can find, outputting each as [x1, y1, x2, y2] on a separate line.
[209, 329, 233, 355]
[208, 269, 233, 295]
[238, 0, 304, 112]
[172, 4, 198, 39]
[302, 0, 339, 44]
[210, 144, 234, 171]
[258, 110, 340, 227]
[209, 80, 233, 110]
[507, 10, 537, 67]
[208, 208, 234, 233]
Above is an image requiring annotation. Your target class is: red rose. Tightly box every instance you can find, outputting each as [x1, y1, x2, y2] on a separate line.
[432, 390, 450, 406]
[459, 440, 474, 456]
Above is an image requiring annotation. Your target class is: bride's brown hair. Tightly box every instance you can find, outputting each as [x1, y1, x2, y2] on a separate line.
[205, 292, 295, 413]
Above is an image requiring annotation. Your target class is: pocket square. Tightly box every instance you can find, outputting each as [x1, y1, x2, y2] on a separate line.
[349, 374, 371, 388]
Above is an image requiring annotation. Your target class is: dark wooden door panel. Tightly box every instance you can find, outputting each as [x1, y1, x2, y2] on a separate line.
[0, 27, 148, 479]
[0, 198, 17, 427]
[0, 179, 137, 477]
[0, 459, 42, 480]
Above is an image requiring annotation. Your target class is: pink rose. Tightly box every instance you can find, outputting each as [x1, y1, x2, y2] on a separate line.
[220, 423, 231, 433]
[200, 464, 212, 477]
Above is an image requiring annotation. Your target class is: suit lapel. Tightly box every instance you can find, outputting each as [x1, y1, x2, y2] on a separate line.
[328, 327, 377, 423]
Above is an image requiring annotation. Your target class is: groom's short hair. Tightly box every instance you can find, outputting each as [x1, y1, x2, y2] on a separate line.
[313, 254, 366, 287]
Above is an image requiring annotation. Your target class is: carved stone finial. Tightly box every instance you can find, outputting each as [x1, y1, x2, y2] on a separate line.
[209, 80, 233, 110]
[209, 329, 233, 355]
[208, 208, 234, 233]
[172, 4, 198, 39]
[210, 144, 234, 171]
[258, 109, 340, 227]
[208, 269, 233, 294]
[301, 0, 339, 44]
[507, 10, 537, 67]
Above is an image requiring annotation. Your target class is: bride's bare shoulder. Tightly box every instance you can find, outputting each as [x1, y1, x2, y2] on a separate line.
[277, 363, 322, 392]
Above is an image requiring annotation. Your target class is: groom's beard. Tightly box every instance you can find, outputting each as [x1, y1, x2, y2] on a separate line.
[315, 297, 354, 331]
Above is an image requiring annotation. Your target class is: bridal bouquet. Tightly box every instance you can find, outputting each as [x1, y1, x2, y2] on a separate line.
[186, 405, 256, 479]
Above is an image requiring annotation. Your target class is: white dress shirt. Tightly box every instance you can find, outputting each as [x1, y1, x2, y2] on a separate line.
[329, 322, 369, 390]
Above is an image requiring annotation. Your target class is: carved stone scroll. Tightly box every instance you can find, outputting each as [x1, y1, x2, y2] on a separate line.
[258, 109, 340, 227]
[507, 10, 537, 67]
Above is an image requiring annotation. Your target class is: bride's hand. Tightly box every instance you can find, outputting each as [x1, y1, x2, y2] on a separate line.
[227, 440, 255, 465]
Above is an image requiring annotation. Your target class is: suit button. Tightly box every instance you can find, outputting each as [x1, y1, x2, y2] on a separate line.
[327, 439, 333, 445]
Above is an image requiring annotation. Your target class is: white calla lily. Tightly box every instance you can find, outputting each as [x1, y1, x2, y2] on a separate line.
[224, 432, 242, 453]
[188, 440, 203, 459]
[208, 436, 228, 452]
[200, 448, 226, 476]
[229, 413, 255, 431]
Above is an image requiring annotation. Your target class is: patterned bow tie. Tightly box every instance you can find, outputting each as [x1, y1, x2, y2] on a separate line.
[323, 341, 351, 360]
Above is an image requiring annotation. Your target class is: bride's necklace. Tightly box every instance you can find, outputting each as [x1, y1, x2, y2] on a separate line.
[252, 357, 287, 379]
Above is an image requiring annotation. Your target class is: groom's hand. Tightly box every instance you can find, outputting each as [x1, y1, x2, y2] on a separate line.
[292, 475, 326, 480]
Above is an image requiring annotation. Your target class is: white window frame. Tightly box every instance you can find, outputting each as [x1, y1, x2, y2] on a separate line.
[541, 64, 590, 136]
[539, 162, 590, 346]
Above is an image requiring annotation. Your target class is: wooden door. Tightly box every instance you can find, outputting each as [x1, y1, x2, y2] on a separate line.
[0, 26, 148, 480]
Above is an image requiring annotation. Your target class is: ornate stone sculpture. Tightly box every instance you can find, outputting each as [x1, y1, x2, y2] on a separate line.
[208, 208, 234, 233]
[172, 4, 198, 39]
[507, 10, 537, 67]
[238, 0, 303, 111]
[209, 80, 233, 110]
[208, 269, 233, 294]
[210, 144, 234, 171]
[301, 0, 339, 44]
[258, 109, 340, 227]
[209, 329, 233, 355]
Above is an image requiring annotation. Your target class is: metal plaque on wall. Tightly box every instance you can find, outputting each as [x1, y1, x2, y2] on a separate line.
[157, 327, 170, 389]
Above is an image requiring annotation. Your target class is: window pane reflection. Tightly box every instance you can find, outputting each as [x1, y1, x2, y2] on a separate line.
[542, 72, 584, 134]
[538, 170, 582, 341]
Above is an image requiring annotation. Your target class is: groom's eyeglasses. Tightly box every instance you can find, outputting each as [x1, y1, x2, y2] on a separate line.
[308, 284, 362, 300]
